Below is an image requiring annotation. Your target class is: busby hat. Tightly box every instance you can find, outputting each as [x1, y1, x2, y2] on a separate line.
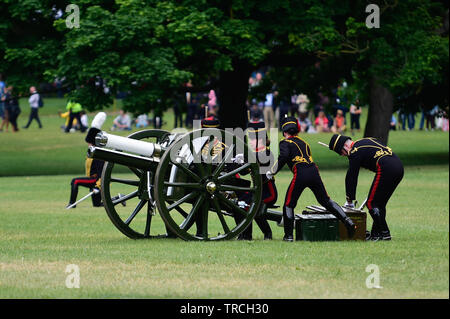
[281, 116, 300, 134]
[201, 116, 220, 128]
[247, 121, 266, 136]
[329, 134, 352, 154]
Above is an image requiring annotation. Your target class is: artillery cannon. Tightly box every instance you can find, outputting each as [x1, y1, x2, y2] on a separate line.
[88, 120, 282, 241]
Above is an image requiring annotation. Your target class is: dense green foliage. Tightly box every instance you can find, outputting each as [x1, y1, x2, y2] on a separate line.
[0, 1, 448, 136]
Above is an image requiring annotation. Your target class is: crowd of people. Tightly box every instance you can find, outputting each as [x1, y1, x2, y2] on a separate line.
[0, 72, 448, 134]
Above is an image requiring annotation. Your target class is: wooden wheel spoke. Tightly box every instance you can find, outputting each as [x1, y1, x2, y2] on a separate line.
[164, 182, 203, 190]
[212, 197, 230, 234]
[125, 199, 146, 225]
[201, 200, 210, 238]
[217, 163, 251, 181]
[216, 193, 248, 218]
[110, 178, 140, 186]
[170, 160, 201, 182]
[167, 192, 198, 211]
[173, 206, 188, 218]
[213, 145, 235, 178]
[113, 190, 139, 206]
[217, 184, 256, 192]
[128, 167, 143, 178]
[180, 195, 205, 230]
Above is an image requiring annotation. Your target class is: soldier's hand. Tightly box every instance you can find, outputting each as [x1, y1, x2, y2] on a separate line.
[233, 153, 245, 164]
[266, 171, 274, 180]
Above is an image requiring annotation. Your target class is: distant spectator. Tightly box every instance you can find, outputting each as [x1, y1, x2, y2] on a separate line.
[349, 99, 362, 133]
[2, 86, 21, 132]
[58, 110, 78, 131]
[296, 93, 310, 117]
[23, 86, 43, 129]
[111, 109, 132, 131]
[426, 105, 439, 131]
[135, 114, 149, 128]
[390, 114, 397, 131]
[315, 111, 330, 132]
[298, 112, 314, 133]
[153, 108, 163, 129]
[250, 104, 263, 122]
[65, 100, 86, 133]
[263, 92, 275, 129]
[0, 74, 5, 131]
[331, 109, 346, 133]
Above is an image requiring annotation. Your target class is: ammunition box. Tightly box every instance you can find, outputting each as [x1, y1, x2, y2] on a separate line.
[295, 214, 339, 241]
[302, 208, 367, 240]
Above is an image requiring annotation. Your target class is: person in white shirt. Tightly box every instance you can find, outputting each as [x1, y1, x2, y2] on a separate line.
[23, 86, 42, 129]
[111, 109, 132, 131]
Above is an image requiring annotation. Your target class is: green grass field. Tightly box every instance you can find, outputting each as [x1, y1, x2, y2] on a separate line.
[0, 98, 448, 298]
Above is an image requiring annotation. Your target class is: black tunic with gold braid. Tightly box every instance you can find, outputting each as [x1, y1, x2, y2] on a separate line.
[270, 136, 330, 208]
[345, 137, 404, 210]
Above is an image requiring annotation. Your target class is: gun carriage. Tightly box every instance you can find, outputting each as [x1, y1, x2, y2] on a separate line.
[88, 125, 282, 241]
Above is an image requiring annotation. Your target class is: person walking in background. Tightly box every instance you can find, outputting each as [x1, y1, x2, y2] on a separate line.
[2, 86, 21, 132]
[349, 99, 362, 134]
[65, 99, 86, 133]
[23, 86, 42, 129]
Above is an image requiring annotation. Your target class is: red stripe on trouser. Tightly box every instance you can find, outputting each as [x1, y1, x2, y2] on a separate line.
[74, 178, 97, 185]
[367, 164, 381, 210]
[264, 180, 276, 204]
[285, 166, 297, 206]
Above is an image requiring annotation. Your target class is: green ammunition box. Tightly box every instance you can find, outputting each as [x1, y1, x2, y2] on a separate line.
[295, 214, 339, 241]
[303, 208, 367, 240]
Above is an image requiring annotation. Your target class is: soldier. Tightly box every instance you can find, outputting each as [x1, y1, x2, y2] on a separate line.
[236, 121, 278, 240]
[328, 134, 404, 240]
[66, 120, 105, 208]
[267, 117, 356, 242]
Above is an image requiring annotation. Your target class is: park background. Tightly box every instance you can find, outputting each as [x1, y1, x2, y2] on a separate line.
[0, 0, 449, 298]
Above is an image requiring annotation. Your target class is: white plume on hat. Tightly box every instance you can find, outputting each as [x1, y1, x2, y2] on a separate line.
[91, 112, 107, 129]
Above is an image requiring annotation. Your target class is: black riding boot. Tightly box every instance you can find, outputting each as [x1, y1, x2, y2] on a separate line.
[379, 208, 391, 240]
[255, 216, 272, 240]
[323, 199, 356, 238]
[368, 208, 383, 241]
[255, 203, 272, 240]
[283, 206, 295, 242]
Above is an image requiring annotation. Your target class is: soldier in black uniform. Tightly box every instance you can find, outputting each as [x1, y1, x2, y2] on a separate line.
[328, 134, 404, 240]
[67, 128, 105, 208]
[236, 121, 278, 240]
[267, 117, 356, 242]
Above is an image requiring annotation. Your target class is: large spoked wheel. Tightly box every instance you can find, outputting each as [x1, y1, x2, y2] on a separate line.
[154, 128, 262, 241]
[101, 129, 171, 239]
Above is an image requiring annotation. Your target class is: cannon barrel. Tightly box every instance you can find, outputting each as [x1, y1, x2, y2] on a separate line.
[95, 131, 163, 158]
[88, 146, 159, 170]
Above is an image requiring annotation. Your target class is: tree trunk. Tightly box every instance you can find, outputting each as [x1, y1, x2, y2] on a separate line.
[364, 77, 393, 145]
[217, 61, 252, 129]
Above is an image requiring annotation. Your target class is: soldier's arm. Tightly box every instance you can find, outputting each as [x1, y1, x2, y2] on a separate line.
[345, 156, 361, 201]
[270, 141, 290, 175]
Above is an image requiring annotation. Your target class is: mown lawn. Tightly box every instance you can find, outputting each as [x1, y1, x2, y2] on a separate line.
[0, 165, 448, 298]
